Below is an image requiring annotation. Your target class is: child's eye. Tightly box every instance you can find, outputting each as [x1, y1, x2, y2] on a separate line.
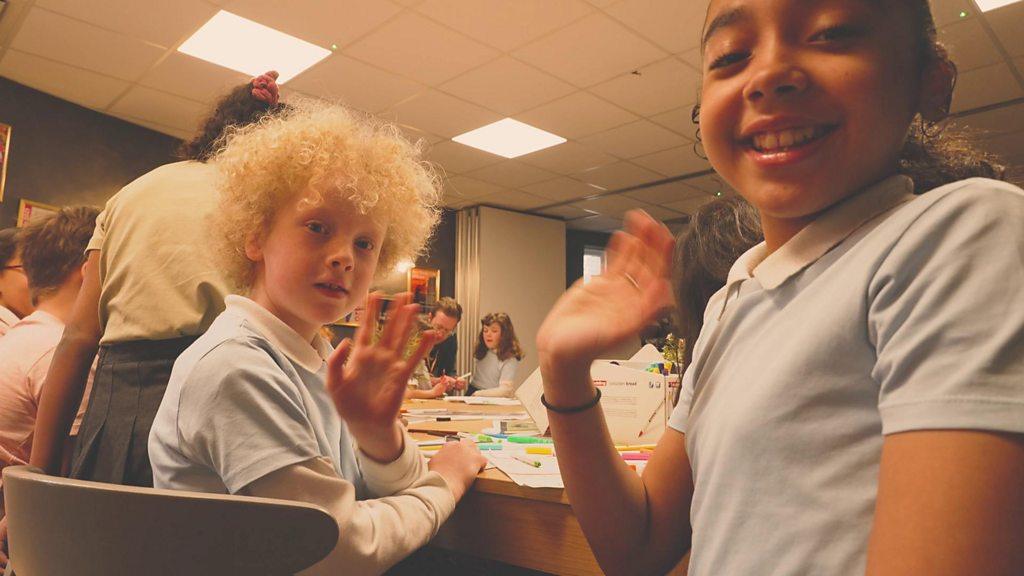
[306, 221, 328, 235]
[810, 25, 863, 43]
[708, 51, 749, 71]
[355, 238, 375, 251]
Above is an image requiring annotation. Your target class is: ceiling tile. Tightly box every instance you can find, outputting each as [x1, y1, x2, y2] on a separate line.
[138, 52, 250, 105]
[36, 0, 217, 48]
[524, 177, 604, 202]
[345, 11, 499, 85]
[630, 145, 710, 177]
[589, 57, 701, 116]
[397, 124, 443, 146]
[536, 204, 598, 219]
[663, 193, 715, 215]
[575, 161, 661, 191]
[478, 189, 549, 210]
[515, 91, 638, 139]
[518, 141, 617, 175]
[465, 161, 558, 189]
[567, 214, 623, 232]
[444, 175, 509, 199]
[573, 194, 674, 218]
[579, 119, 689, 159]
[650, 105, 701, 139]
[683, 173, 733, 195]
[985, 0, 1024, 58]
[0, 49, 130, 110]
[938, 18, 1003, 72]
[424, 140, 503, 176]
[604, 0, 709, 54]
[224, 0, 402, 49]
[388, 90, 500, 138]
[120, 116, 191, 140]
[288, 54, 423, 113]
[11, 8, 166, 81]
[624, 180, 706, 205]
[953, 102, 1024, 138]
[951, 63, 1024, 113]
[931, 0, 976, 27]
[677, 48, 702, 71]
[439, 57, 575, 116]
[109, 86, 208, 132]
[415, 0, 593, 52]
[513, 13, 666, 87]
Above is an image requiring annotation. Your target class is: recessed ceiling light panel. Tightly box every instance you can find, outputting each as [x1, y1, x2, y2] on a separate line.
[974, 0, 1021, 11]
[452, 118, 566, 159]
[178, 11, 331, 83]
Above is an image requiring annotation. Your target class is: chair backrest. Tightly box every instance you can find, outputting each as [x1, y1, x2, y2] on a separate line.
[3, 466, 338, 576]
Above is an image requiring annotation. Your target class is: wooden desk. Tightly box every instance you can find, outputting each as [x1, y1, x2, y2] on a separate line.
[404, 400, 688, 576]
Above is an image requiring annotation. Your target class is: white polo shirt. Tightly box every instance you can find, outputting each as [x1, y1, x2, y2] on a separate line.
[669, 175, 1024, 576]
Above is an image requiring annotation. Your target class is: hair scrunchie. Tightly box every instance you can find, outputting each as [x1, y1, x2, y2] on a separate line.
[251, 70, 280, 106]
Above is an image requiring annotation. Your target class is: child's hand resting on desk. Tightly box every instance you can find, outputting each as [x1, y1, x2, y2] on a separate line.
[428, 440, 487, 501]
[328, 293, 438, 463]
[537, 210, 675, 372]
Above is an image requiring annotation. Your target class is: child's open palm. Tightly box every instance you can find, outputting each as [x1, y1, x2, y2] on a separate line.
[327, 293, 437, 462]
[537, 210, 675, 366]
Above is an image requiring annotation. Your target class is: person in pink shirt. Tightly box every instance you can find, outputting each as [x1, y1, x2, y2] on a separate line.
[0, 206, 99, 489]
[0, 228, 34, 336]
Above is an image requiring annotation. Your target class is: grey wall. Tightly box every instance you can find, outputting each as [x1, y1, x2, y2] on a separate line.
[0, 77, 180, 227]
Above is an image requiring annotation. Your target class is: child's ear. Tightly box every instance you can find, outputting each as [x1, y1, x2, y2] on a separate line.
[244, 234, 264, 262]
[918, 58, 956, 122]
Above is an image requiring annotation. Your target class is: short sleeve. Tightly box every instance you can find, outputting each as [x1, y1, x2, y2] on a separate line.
[870, 181, 1024, 435]
[668, 363, 696, 434]
[86, 204, 110, 252]
[499, 358, 519, 384]
[177, 339, 323, 493]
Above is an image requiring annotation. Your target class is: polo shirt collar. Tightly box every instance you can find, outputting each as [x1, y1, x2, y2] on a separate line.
[224, 295, 332, 372]
[0, 305, 20, 328]
[726, 174, 915, 292]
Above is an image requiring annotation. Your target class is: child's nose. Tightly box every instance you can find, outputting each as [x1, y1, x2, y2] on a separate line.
[744, 58, 809, 104]
[328, 244, 355, 271]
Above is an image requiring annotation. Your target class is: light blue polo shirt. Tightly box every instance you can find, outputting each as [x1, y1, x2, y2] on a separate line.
[669, 176, 1024, 576]
[150, 295, 366, 496]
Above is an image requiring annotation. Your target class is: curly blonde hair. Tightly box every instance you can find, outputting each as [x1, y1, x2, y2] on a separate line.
[209, 99, 441, 290]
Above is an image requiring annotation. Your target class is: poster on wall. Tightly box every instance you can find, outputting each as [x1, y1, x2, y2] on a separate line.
[407, 267, 440, 307]
[17, 199, 59, 227]
[0, 123, 10, 203]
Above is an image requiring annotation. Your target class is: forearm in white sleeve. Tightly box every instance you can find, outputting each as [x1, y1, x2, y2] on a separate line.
[241, 456, 456, 576]
[356, 430, 432, 497]
[472, 382, 514, 397]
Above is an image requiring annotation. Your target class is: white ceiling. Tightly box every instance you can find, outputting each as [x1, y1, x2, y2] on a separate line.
[1, 0, 1022, 231]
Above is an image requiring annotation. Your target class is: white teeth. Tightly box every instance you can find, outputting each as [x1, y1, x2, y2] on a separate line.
[751, 126, 822, 152]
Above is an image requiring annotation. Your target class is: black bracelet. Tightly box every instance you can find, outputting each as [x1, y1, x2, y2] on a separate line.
[541, 388, 602, 414]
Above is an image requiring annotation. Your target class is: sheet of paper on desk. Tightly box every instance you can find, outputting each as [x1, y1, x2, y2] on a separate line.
[485, 453, 564, 489]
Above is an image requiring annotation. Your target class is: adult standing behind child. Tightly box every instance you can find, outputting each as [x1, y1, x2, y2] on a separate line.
[30, 72, 284, 486]
[466, 312, 522, 397]
[0, 228, 34, 336]
[148, 100, 485, 575]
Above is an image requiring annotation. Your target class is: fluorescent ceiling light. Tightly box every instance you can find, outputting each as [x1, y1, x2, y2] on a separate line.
[974, 0, 1021, 11]
[179, 11, 330, 83]
[452, 118, 566, 159]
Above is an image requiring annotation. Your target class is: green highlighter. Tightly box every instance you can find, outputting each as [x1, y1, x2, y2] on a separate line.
[506, 436, 554, 444]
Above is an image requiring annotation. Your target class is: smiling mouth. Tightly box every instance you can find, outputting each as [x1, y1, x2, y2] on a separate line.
[746, 125, 837, 153]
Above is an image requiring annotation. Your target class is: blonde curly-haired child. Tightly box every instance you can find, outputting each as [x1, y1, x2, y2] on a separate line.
[149, 100, 485, 575]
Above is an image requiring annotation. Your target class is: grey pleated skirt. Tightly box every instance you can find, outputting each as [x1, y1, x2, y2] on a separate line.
[69, 336, 196, 487]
